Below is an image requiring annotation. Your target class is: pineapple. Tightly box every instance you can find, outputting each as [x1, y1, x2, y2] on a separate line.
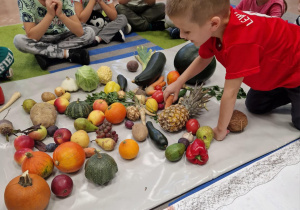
[158, 83, 211, 132]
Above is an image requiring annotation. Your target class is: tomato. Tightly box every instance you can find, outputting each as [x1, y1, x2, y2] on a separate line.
[186, 119, 200, 135]
[154, 85, 162, 90]
[151, 90, 164, 104]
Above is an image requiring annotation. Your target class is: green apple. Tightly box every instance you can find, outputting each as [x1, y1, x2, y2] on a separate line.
[28, 125, 47, 141]
[22, 99, 36, 113]
[196, 126, 214, 149]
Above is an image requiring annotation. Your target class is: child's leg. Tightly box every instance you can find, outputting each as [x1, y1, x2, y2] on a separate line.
[139, 3, 165, 25]
[116, 4, 153, 31]
[96, 15, 127, 43]
[286, 86, 300, 130]
[245, 88, 291, 114]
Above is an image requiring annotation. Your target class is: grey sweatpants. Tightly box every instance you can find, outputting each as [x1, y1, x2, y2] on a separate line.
[89, 14, 128, 43]
[245, 86, 300, 130]
[116, 3, 165, 31]
[13, 26, 95, 59]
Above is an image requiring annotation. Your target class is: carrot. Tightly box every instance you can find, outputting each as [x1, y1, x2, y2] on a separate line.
[145, 86, 155, 96]
[158, 81, 166, 88]
[149, 76, 165, 88]
[84, 147, 98, 158]
[0, 92, 21, 113]
[165, 95, 174, 108]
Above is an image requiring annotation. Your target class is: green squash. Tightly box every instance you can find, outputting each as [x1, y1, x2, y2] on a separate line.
[174, 42, 216, 85]
[85, 152, 118, 185]
[65, 99, 92, 119]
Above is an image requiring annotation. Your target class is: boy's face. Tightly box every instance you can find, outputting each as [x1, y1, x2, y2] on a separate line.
[171, 15, 213, 47]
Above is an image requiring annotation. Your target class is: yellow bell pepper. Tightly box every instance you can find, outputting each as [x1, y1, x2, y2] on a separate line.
[104, 81, 120, 94]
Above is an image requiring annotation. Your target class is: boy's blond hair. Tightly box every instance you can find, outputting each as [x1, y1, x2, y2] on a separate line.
[166, 0, 230, 26]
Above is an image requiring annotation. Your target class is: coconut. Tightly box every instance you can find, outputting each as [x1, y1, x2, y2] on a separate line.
[228, 110, 248, 132]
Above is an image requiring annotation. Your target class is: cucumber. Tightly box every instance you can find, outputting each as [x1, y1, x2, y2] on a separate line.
[117, 74, 127, 91]
[165, 143, 186, 162]
[132, 52, 166, 87]
[174, 43, 216, 85]
[146, 121, 168, 150]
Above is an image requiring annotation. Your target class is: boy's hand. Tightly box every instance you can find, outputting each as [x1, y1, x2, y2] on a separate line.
[46, 0, 57, 17]
[53, 0, 63, 17]
[213, 127, 230, 141]
[163, 80, 183, 103]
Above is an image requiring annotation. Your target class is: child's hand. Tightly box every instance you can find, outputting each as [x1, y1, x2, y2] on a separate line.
[53, 0, 63, 17]
[213, 127, 230, 141]
[46, 0, 57, 17]
[163, 80, 183, 103]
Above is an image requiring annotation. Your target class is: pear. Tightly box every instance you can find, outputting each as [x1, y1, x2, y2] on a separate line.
[74, 118, 98, 132]
[196, 126, 214, 149]
[22, 99, 37, 114]
[95, 138, 116, 151]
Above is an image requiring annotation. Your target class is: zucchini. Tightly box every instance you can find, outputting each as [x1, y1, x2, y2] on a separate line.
[117, 74, 127, 91]
[132, 52, 166, 87]
[146, 121, 168, 150]
[174, 43, 216, 85]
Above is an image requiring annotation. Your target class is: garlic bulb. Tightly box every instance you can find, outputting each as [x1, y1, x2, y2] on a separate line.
[61, 76, 79, 92]
[182, 132, 194, 143]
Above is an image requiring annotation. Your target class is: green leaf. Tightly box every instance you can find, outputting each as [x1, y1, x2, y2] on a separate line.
[135, 46, 154, 70]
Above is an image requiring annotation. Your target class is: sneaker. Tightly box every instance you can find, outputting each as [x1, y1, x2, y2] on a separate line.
[86, 40, 99, 48]
[296, 15, 300, 26]
[124, 23, 132, 34]
[68, 49, 90, 65]
[169, 27, 180, 39]
[151, 21, 166, 31]
[35, 54, 50, 70]
[112, 30, 125, 42]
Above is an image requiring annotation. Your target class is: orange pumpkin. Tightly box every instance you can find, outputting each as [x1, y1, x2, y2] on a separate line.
[119, 139, 139, 160]
[4, 170, 51, 210]
[22, 151, 54, 179]
[105, 102, 127, 124]
[167, 70, 180, 85]
[53, 141, 85, 173]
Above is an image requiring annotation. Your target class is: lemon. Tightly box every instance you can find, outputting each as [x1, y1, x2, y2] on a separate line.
[71, 130, 90, 148]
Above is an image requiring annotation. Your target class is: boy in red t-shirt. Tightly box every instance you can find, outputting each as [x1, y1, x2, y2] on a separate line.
[164, 0, 300, 141]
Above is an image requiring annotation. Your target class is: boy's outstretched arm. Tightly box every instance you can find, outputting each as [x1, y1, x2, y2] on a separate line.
[54, 0, 84, 37]
[163, 56, 213, 102]
[214, 77, 244, 141]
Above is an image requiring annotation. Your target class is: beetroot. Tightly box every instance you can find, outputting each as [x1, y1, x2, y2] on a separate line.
[51, 174, 73, 197]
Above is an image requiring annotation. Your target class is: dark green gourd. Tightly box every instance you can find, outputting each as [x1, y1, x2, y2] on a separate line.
[65, 99, 92, 119]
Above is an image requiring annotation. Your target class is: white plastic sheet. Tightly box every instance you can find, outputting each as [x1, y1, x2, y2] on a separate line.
[0, 43, 299, 210]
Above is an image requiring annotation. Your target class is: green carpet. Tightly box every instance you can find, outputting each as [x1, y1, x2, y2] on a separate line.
[0, 24, 186, 82]
[0, 24, 49, 83]
[137, 30, 186, 49]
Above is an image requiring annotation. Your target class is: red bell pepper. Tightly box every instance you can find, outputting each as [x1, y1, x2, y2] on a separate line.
[186, 138, 209, 165]
[0, 86, 4, 105]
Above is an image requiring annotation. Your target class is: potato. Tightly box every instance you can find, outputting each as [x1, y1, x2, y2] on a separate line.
[30, 102, 57, 128]
[132, 123, 148, 142]
[41, 92, 56, 102]
[127, 60, 139, 72]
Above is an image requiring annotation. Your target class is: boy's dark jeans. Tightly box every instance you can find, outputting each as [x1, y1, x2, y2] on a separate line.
[245, 86, 300, 130]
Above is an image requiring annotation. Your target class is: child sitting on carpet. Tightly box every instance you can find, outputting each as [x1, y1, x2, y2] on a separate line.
[236, 0, 287, 17]
[0, 47, 14, 79]
[74, 0, 129, 46]
[116, 0, 167, 31]
[13, 0, 95, 70]
[163, 0, 300, 140]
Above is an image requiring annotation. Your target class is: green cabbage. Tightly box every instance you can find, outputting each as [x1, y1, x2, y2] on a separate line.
[75, 65, 99, 92]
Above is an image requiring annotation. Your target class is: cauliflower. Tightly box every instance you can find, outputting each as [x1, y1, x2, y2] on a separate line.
[97, 66, 112, 84]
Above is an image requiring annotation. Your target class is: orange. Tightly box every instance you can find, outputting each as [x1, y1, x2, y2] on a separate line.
[105, 102, 127, 124]
[53, 142, 85, 173]
[167, 71, 180, 85]
[119, 139, 139, 160]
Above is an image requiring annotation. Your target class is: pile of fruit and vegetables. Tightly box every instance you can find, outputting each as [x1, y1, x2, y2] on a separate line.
[1, 45, 248, 209]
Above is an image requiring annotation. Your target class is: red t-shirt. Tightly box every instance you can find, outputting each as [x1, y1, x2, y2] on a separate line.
[199, 7, 300, 91]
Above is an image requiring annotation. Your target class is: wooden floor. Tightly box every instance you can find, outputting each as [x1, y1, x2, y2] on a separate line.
[0, 0, 298, 27]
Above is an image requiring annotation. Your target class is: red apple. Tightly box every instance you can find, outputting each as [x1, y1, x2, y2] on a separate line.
[14, 148, 33, 165]
[51, 174, 73, 197]
[54, 97, 69, 114]
[93, 99, 108, 113]
[28, 125, 47, 141]
[53, 128, 72, 145]
[87, 110, 105, 126]
[14, 135, 35, 150]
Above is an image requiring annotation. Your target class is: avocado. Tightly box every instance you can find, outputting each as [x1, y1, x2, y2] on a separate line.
[165, 143, 186, 162]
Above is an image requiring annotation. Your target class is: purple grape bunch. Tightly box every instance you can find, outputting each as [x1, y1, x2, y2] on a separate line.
[96, 120, 119, 142]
